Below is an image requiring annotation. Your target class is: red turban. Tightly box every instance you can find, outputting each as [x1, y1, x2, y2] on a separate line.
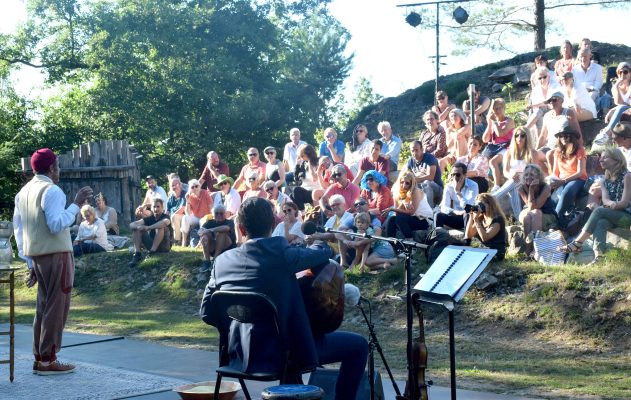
[30, 148, 57, 173]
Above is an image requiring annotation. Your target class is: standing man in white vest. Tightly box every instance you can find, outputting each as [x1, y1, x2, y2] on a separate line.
[13, 148, 93, 375]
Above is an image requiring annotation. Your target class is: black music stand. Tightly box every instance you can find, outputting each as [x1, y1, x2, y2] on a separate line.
[413, 246, 496, 400]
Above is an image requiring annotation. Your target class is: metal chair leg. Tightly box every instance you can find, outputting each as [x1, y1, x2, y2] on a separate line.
[239, 378, 251, 400]
[214, 373, 222, 398]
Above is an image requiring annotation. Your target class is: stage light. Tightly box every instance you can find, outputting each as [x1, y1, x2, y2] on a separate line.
[405, 12, 422, 27]
[453, 6, 469, 24]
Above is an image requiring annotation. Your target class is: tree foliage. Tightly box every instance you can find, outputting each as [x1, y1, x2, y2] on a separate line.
[0, 0, 352, 193]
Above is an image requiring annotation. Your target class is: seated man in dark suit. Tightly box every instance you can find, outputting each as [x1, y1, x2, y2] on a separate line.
[200, 197, 368, 400]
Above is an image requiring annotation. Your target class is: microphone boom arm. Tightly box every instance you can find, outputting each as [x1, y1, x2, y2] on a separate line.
[323, 227, 428, 250]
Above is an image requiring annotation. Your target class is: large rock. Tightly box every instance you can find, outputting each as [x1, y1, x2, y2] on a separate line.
[512, 63, 533, 87]
[580, 118, 607, 147]
[488, 65, 520, 83]
[607, 228, 631, 250]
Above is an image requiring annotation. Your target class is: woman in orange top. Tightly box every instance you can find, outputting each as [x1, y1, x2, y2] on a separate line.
[182, 179, 213, 246]
[549, 127, 587, 228]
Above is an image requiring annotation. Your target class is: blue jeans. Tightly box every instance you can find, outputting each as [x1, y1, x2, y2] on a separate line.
[582, 207, 631, 253]
[73, 242, 106, 257]
[605, 104, 630, 131]
[555, 179, 585, 226]
[314, 331, 368, 400]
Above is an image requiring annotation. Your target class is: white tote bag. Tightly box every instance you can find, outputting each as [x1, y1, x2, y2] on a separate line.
[533, 230, 567, 266]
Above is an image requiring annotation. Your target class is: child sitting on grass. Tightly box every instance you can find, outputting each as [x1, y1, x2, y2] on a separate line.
[344, 212, 397, 273]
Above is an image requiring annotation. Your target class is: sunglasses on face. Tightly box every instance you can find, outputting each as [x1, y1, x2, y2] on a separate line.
[331, 173, 342, 179]
[355, 129, 365, 133]
[538, 76, 549, 80]
[282, 209, 293, 214]
[214, 212, 225, 217]
[619, 69, 630, 75]
[191, 185, 200, 188]
[221, 181, 230, 186]
[248, 153, 257, 157]
[436, 96, 446, 100]
[515, 134, 527, 138]
[265, 187, 274, 193]
[248, 177, 257, 181]
[558, 134, 571, 139]
[401, 180, 412, 186]
[451, 173, 462, 179]
[365, 177, 374, 182]
[354, 201, 367, 207]
[265, 151, 275, 155]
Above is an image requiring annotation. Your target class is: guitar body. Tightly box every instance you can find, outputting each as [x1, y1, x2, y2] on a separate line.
[297, 259, 345, 336]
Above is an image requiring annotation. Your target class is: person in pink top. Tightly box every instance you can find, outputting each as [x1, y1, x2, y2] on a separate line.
[359, 170, 394, 223]
[181, 179, 213, 246]
[482, 98, 515, 188]
[554, 40, 574, 79]
[233, 148, 266, 190]
[353, 139, 389, 186]
[242, 172, 267, 200]
[321, 164, 361, 213]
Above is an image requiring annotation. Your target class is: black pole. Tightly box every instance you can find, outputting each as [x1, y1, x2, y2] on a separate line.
[449, 309, 457, 400]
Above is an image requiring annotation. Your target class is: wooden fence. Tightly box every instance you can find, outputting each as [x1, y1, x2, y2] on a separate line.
[20, 140, 143, 225]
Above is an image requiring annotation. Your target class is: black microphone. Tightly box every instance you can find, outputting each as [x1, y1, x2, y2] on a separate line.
[301, 221, 325, 235]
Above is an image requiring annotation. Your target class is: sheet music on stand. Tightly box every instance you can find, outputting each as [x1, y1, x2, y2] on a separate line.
[413, 246, 497, 309]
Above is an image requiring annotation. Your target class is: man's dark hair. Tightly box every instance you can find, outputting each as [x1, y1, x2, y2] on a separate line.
[411, 140, 423, 149]
[237, 197, 274, 238]
[452, 162, 468, 175]
[151, 198, 164, 206]
[372, 139, 383, 149]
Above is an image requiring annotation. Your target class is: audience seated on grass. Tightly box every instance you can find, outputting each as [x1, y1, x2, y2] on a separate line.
[290, 144, 324, 210]
[419, 110, 448, 160]
[377, 121, 402, 173]
[456, 136, 490, 193]
[548, 126, 587, 229]
[560, 71, 597, 122]
[593, 62, 631, 147]
[166, 176, 186, 244]
[354, 197, 383, 234]
[353, 139, 389, 186]
[537, 91, 583, 167]
[135, 175, 168, 219]
[346, 124, 371, 176]
[554, 40, 575, 79]
[242, 172, 266, 200]
[436, 162, 479, 231]
[129, 198, 172, 267]
[530, 54, 558, 89]
[282, 127, 307, 184]
[73, 205, 113, 257]
[264, 180, 290, 224]
[342, 212, 397, 273]
[518, 164, 558, 238]
[305, 194, 353, 264]
[462, 85, 491, 136]
[198, 151, 230, 191]
[526, 67, 561, 140]
[561, 147, 631, 265]
[384, 170, 433, 240]
[263, 146, 286, 188]
[359, 170, 393, 224]
[442, 108, 471, 171]
[198, 204, 236, 273]
[271, 201, 304, 245]
[320, 164, 361, 214]
[432, 90, 456, 131]
[95, 192, 119, 235]
[572, 47, 603, 103]
[182, 179, 213, 247]
[211, 174, 241, 219]
[492, 126, 542, 219]
[483, 98, 515, 189]
[319, 127, 345, 163]
[464, 193, 507, 261]
[402, 140, 443, 208]
[233, 147, 266, 191]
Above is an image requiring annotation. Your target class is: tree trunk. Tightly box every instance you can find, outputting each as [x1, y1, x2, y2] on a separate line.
[534, 0, 546, 51]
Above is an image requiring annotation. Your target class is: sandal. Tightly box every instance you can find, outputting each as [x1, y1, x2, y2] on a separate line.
[587, 255, 602, 266]
[558, 241, 583, 253]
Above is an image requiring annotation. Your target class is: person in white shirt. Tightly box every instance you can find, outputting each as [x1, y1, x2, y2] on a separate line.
[572, 47, 603, 103]
[283, 128, 307, 181]
[136, 175, 168, 218]
[73, 205, 113, 256]
[271, 201, 304, 245]
[435, 162, 479, 230]
[346, 124, 372, 175]
[560, 71, 597, 121]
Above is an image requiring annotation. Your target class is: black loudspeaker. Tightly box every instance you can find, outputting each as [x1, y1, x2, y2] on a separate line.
[307, 368, 384, 400]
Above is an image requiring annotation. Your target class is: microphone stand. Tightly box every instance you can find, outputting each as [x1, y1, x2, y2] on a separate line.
[357, 297, 402, 399]
[324, 228, 427, 400]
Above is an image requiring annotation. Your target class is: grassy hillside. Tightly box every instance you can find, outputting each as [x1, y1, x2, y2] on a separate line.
[4, 244, 631, 398]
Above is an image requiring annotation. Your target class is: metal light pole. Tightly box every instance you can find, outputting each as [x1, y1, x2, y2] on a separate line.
[398, 0, 472, 104]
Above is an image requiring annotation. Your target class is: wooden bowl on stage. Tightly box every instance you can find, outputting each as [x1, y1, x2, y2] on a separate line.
[174, 380, 241, 400]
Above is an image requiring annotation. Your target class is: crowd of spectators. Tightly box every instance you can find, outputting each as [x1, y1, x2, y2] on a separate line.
[76, 38, 631, 271]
